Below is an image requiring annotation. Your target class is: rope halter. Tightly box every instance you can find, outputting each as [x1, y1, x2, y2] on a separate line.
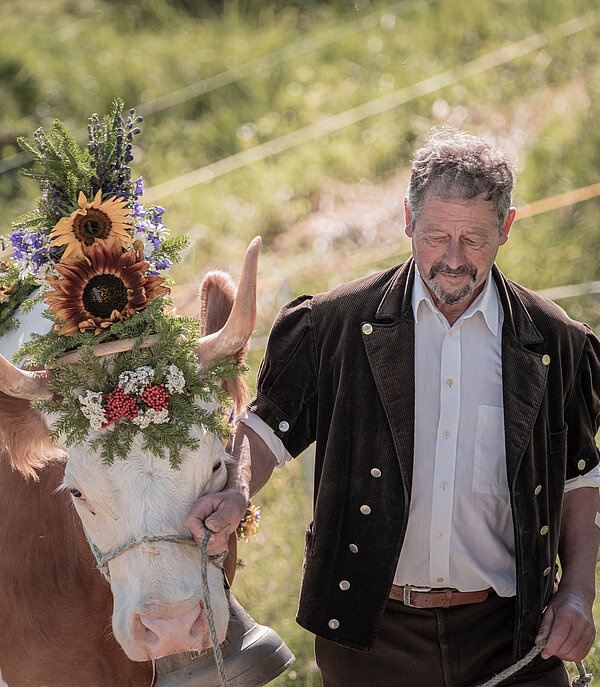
[86, 529, 231, 687]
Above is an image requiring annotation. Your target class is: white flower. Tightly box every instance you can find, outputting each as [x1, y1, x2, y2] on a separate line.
[132, 407, 170, 428]
[118, 366, 155, 395]
[132, 225, 157, 258]
[166, 364, 186, 394]
[78, 390, 106, 430]
[14, 258, 35, 280]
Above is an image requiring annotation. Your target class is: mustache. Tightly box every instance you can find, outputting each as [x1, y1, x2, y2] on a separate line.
[429, 262, 476, 279]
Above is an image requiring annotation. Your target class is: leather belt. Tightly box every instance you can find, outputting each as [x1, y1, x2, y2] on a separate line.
[390, 585, 493, 609]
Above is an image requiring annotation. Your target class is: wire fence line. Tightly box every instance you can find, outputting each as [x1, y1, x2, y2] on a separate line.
[141, 11, 598, 203]
[0, 0, 435, 176]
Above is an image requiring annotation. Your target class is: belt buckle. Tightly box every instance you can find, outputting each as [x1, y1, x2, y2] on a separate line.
[403, 585, 432, 607]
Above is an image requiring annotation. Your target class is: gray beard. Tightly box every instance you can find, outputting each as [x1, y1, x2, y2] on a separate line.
[429, 275, 476, 305]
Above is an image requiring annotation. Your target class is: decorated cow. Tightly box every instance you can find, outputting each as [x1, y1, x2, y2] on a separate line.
[0, 102, 292, 687]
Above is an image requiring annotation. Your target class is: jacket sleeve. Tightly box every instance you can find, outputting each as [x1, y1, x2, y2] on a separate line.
[564, 328, 600, 480]
[247, 295, 318, 458]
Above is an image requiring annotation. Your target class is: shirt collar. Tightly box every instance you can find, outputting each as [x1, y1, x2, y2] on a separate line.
[412, 266, 500, 336]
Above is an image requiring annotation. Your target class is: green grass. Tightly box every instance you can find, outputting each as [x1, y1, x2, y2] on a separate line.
[2, 0, 600, 683]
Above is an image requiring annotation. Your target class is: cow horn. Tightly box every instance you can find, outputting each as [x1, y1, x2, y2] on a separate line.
[0, 355, 54, 400]
[195, 236, 261, 365]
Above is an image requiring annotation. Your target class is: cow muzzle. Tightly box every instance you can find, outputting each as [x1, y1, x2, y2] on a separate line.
[135, 601, 217, 659]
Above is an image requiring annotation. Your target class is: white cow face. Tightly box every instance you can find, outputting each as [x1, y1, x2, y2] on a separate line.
[61, 419, 230, 661]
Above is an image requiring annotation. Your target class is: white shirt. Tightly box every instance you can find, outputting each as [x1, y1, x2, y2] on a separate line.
[240, 270, 600, 594]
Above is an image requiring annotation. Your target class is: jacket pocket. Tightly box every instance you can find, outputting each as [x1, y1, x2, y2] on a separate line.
[472, 404, 508, 496]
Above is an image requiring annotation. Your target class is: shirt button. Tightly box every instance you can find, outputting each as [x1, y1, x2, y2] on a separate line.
[441, 482, 448, 490]
[540, 525, 549, 536]
[447, 330, 454, 338]
[339, 580, 350, 591]
[542, 354, 551, 366]
[362, 323, 373, 335]
[437, 577, 444, 583]
[360, 505, 371, 515]
[349, 543, 359, 553]
[543, 567, 552, 576]
[278, 420, 289, 432]
[436, 532, 444, 540]
[328, 619, 340, 630]
[534, 485, 542, 496]
[578, 459, 586, 471]
[446, 378, 454, 387]
[370, 468, 382, 478]
[442, 430, 450, 439]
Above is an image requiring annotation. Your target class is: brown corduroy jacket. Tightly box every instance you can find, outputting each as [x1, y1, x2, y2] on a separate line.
[248, 258, 600, 658]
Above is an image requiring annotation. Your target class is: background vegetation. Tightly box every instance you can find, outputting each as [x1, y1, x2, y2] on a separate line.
[1, 0, 599, 684]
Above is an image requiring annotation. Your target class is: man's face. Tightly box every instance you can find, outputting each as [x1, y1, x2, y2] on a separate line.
[405, 192, 514, 316]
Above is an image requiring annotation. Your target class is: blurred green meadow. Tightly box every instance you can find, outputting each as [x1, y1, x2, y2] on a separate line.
[1, 0, 600, 683]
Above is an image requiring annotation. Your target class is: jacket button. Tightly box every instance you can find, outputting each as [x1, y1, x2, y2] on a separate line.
[278, 420, 289, 432]
[543, 567, 552, 576]
[360, 504, 371, 515]
[349, 543, 359, 553]
[578, 459, 586, 471]
[540, 525, 549, 536]
[339, 580, 350, 591]
[370, 468, 382, 478]
[534, 485, 542, 496]
[542, 354, 550, 366]
[362, 323, 373, 335]
[328, 619, 340, 629]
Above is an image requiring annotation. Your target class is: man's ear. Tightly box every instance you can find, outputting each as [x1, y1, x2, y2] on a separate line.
[500, 207, 516, 245]
[404, 198, 413, 238]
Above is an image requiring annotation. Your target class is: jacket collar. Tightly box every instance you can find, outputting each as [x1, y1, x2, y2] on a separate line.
[375, 258, 415, 322]
[491, 264, 544, 346]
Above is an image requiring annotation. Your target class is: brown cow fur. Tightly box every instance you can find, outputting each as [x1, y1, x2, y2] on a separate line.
[0, 449, 154, 686]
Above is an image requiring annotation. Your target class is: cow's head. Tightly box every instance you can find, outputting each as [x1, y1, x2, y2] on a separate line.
[0, 237, 260, 661]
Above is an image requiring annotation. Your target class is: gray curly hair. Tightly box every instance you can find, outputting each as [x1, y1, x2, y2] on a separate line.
[406, 128, 515, 232]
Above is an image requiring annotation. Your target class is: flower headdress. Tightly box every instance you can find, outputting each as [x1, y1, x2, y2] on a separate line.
[2, 100, 254, 469]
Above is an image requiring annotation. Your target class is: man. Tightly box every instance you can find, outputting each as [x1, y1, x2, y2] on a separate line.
[187, 129, 600, 686]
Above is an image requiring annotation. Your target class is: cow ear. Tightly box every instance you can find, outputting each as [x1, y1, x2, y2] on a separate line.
[199, 271, 249, 411]
[0, 392, 65, 479]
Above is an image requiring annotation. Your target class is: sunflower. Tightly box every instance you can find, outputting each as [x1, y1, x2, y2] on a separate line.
[44, 242, 169, 336]
[48, 189, 133, 263]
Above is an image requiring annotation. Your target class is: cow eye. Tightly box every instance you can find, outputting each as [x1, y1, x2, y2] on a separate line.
[70, 487, 83, 499]
[213, 460, 222, 472]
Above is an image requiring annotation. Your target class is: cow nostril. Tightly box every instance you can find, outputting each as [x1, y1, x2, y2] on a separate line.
[190, 606, 207, 639]
[134, 615, 159, 645]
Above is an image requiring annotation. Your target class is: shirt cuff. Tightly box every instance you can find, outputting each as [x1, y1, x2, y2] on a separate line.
[235, 410, 293, 468]
[564, 465, 600, 492]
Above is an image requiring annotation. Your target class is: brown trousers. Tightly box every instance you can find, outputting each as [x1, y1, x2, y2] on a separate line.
[315, 593, 569, 687]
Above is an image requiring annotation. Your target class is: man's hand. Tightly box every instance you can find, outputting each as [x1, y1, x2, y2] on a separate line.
[185, 489, 248, 556]
[535, 586, 596, 662]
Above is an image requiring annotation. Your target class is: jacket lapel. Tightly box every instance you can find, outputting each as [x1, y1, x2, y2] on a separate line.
[493, 267, 548, 485]
[363, 260, 416, 492]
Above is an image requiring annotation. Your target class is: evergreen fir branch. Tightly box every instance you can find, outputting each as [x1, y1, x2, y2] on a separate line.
[153, 235, 191, 263]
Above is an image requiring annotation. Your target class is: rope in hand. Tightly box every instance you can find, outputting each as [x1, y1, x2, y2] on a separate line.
[477, 639, 592, 687]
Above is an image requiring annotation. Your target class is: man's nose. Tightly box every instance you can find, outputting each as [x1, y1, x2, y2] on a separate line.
[442, 240, 466, 268]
